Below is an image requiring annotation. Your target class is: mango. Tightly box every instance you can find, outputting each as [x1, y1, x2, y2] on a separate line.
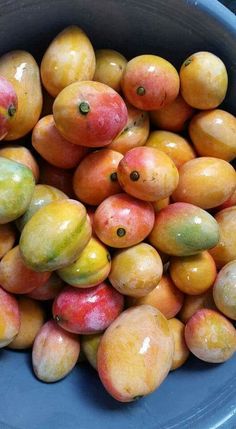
[32, 320, 80, 382]
[0, 50, 42, 139]
[94, 49, 127, 92]
[0, 223, 16, 259]
[148, 202, 219, 256]
[168, 318, 189, 370]
[0, 245, 51, 294]
[185, 309, 236, 363]
[117, 146, 179, 201]
[172, 157, 236, 209]
[19, 199, 91, 271]
[0, 157, 35, 224]
[53, 81, 128, 147]
[0, 286, 20, 347]
[16, 184, 67, 231]
[9, 297, 45, 349]
[53, 282, 124, 334]
[180, 51, 228, 109]
[57, 237, 111, 288]
[121, 55, 179, 110]
[41, 26, 96, 97]
[0, 76, 18, 140]
[109, 243, 163, 297]
[97, 305, 174, 402]
[0, 145, 39, 181]
[81, 333, 103, 370]
[213, 260, 236, 320]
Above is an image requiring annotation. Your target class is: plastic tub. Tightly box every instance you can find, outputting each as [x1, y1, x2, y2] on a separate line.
[0, 1, 235, 428]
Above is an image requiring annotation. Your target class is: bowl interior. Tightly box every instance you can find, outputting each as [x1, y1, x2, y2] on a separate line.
[0, 1, 236, 428]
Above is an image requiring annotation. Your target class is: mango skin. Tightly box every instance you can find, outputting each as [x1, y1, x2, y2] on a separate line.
[127, 274, 184, 319]
[94, 49, 127, 92]
[97, 305, 174, 402]
[19, 199, 92, 272]
[170, 251, 217, 295]
[8, 297, 45, 349]
[0, 223, 16, 259]
[179, 289, 216, 324]
[53, 282, 124, 334]
[117, 146, 179, 202]
[209, 207, 236, 268]
[108, 243, 163, 297]
[81, 333, 103, 370]
[28, 273, 64, 301]
[41, 26, 96, 97]
[0, 157, 35, 224]
[180, 51, 228, 110]
[148, 202, 220, 256]
[0, 245, 51, 294]
[185, 309, 236, 363]
[53, 81, 128, 147]
[0, 50, 42, 140]
[107, 103, 150, 154]
[172, 157, 236, 210]
[121, 55, 179, 110]
[150, 94, 194, 133]
[168, 318, 189, 370]
[145, 130, 196, 169]
[0, 145, 39, 182]
[213, 260, 236, 320]
[0, 76, 18, 140]
[94, 193, 155, 248]
[57, 237, 111, 288]
[0, 286, 20, 347]
[32, 320, 80, 382]
[16, 184, 68, 231]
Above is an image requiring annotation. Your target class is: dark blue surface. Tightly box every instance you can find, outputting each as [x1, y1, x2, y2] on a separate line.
[0, 0, 236, 428]
[0, 350, 236, 429]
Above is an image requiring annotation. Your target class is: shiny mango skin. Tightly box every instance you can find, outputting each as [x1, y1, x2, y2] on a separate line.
[8, 297, 45, 350]
[97, 305, 174, 402]
[19, 199, 92, 272]
[0, 76, 18, 140]
[53, 81, 128, 147]
[117, 146, 179, 202]
[57, 237, 111, 288]
[168, 318, 189, 370]
[107, 103, 150, 154]
[185, 309, 236, 363]
[0, 245, 51, 294]
[121, 55, 179, 111]
[189, 109, 236, 162]
[209, 207, 236, 269]
[0, 50, 42, 140]
[145, 130, 196, 169]
[32, 320, 80, 382]
[0, 157, 35, 224]
[108, 243, 163, 297]
[94, 49, 127, 92]
[213, 260, 236, 320]
[149, 94, 195, 133]
[172, 157, 236, 210]
[180, 51, 228, 110]
[41, 26, 96, 97]
[81, 333, 103, 370]
[179, 289, 216, 324]
[0, 286, 20, 347]
[148, 202, 220, 256]
[16, 184, 68, 231]
[0, 145, 39, 182]
[32, 115, 88, 169]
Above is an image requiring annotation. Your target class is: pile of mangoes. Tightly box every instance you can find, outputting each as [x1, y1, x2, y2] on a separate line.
[0, 25, 236, 403]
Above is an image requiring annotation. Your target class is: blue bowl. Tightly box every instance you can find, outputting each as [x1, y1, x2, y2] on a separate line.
[0, 1, 236, 428]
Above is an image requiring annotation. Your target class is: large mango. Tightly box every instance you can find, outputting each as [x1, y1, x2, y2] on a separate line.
[19, 199, 91, 271]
